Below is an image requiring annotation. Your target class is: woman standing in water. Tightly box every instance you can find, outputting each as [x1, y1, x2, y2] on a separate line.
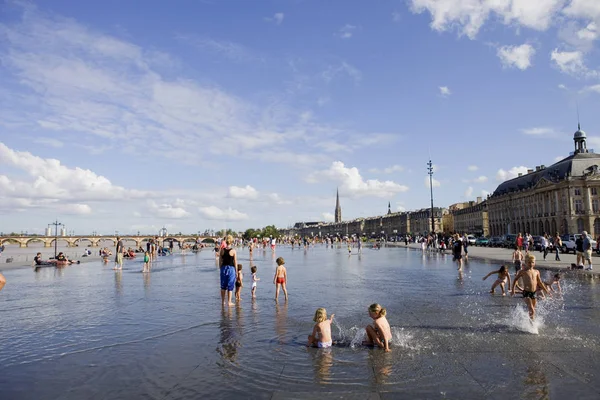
[219, 235, 238, 306]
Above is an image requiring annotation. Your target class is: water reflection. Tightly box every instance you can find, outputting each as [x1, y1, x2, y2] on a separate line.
[522, 364, 549, 399]
[143, 270, 151, 293]
[368, 350, 393, 385]
[309, 348, 333, 384]
[114, 270, 122, 297]
[0, 281, 5, 292]
[217, 306, 239, 364]
[275, 301, 288, 345]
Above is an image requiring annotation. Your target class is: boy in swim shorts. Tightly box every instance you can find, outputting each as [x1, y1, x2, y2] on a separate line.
[273, 257, 288, 301]
[511, 254, 549, 320]
[307, 307, 334, 348]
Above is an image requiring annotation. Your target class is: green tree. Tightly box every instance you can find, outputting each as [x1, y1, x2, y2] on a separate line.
[261, 225, 280, 239]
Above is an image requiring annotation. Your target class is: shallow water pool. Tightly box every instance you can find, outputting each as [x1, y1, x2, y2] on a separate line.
[1, 245, 599, 399]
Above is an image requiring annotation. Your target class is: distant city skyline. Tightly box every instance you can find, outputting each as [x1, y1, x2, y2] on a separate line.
[1, 1, 599, 234]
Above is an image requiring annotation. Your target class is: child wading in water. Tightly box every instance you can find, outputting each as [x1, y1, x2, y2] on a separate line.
[251, 266, 260, 298]
[235, 264, 243, 301]
[307, 308, 334, 348]
[273, 257, 288, 301]
[482, 265, 512, 296]
[511, 254, 550, 320]
[363, 303, 392, 352]
[142, 251, 150, 272]
[537, 273, 562, 299]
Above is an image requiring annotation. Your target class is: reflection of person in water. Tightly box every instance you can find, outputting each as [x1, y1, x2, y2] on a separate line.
[275, 301, 288, 345]
[114, 269, 122, 297]
[0, 272, 6, 288]
[309, 347, 333, 384]
[217, 306, 239, 363]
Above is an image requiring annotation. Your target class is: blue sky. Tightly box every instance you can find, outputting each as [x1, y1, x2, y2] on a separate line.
[1, 0, 600, 235]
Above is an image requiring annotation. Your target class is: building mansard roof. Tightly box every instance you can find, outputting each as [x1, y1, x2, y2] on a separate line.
[492, 152, 600, 197]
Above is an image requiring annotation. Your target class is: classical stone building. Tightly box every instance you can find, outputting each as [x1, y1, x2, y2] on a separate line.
[487, 125, 600, 237]
[453, 197, 489, 236]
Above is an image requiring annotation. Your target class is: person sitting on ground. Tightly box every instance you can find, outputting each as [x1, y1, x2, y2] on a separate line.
[363, 303, 392, 352]
[307, 307, 334, 348]
[34, 252, 52, 266]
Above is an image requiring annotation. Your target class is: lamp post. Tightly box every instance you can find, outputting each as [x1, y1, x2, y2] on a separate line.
[427, 160, 435, 234]
[48, 220, 63, 259]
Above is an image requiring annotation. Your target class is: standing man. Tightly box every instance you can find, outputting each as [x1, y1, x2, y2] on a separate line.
[114, 236, 124, 270]
[575, 234, 584, 267]
[582, 231, 593, 271]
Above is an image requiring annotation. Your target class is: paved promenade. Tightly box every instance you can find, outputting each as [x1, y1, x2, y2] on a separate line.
[389, 242, 600, 277]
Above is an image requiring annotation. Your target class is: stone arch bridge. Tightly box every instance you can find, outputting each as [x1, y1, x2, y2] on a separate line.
[0, 235, 218, 248]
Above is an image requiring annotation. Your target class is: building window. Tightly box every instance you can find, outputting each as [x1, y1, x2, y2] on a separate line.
[575, 199, 584, 213]
[593, 188, 598, 196]
[575, 188, 581, 196]
[594, 199, 599, 213]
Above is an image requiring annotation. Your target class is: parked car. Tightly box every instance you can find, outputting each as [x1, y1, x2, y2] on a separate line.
[475, 237, 489, 246]
[502, 234, 517, 248]
[560, 234, 597, 254]
[466, 235, 476, 245]
[532, 236, 543, 251]
[489, 236, 503, 247]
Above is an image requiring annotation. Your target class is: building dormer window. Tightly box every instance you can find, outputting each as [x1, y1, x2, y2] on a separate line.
[575, 188, 581, 196]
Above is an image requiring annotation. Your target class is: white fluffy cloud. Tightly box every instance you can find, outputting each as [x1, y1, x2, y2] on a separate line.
[439, 86, 451, 97]
[496, 166, 530, 182]
[473, 176, 488, 183]
[0, 142, 146, 203]
[468, 165, 479, 171]
[424, 176, 441, 188]
[307, 161, 409, 198]
[337, 24, 357, 39]
[198, 206, 248, 221]
[369, 165, 404, 174]
[228, 185, 259, 200]
[147, 200, 190, 219]
[322, 212, 335, 222]
[497, 44, 536, 70]
[521, 127, 557, 136]
[550, 49, 594, 77]
[582, 84, 600, 93]
[464, 186, 474, 197]
[409, 0, 565, 39]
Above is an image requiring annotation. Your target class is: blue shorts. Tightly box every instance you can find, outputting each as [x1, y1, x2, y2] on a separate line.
[220, 265, 236, 291]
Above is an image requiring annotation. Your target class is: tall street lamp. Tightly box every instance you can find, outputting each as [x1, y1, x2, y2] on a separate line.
[48, 220, 63, 259]
[427, 160, 435, 234]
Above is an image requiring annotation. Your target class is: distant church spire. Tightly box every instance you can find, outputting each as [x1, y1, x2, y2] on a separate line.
[387, 201, 391, 215]
[334, 188, 342, 223]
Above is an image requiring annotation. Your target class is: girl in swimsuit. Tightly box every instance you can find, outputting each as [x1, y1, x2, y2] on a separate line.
[307, 308, 334, 348]
[235, 264, 243, 301]
[250, 265, 260, 298]
[273, 257, 288, 301]
[363, 303, 392, 352]
[483, 265, 512, 296]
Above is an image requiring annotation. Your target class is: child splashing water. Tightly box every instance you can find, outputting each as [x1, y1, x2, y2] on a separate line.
[307, 308, 334, 348]
[511, 254, 550, 321]
[363, 303, 392, 352]
[482, 265, 512, 296]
